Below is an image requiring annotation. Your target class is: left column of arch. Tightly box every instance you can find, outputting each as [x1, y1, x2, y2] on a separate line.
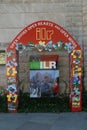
[6, 49, 19, 112]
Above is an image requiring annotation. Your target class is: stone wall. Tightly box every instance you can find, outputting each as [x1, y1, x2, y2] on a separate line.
[83, 0, 87, 90]
[0, 0, 86, 91]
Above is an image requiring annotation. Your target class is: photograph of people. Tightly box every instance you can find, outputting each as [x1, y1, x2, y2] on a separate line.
[30, 70, 59, 98]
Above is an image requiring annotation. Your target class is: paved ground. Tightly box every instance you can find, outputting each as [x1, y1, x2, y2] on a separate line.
[0, 112, 87, 130]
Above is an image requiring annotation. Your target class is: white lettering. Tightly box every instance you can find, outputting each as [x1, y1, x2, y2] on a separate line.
[50, 61, 56, 69]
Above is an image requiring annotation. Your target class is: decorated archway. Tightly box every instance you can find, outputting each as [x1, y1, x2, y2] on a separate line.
[6, 20, 82, 112]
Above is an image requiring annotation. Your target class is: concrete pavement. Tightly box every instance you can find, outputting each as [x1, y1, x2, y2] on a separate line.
[0, 112, 87, 130]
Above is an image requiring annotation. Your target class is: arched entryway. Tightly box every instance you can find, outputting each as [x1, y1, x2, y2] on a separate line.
[6, 20, 82, 112]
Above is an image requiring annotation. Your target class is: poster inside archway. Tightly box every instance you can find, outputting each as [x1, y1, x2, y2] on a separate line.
[6, 20, 82, 112]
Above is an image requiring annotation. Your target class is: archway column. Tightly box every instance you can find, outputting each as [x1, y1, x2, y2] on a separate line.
[70, 49, 82, 111]
[6, 50, 19, 112]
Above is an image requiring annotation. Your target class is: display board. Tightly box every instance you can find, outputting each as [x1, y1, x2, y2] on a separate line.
[29, 55, 59, 98]
[6, 20, 82, 112]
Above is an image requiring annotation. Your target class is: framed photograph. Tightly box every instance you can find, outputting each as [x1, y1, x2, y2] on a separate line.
[30, 70, 59, 98]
